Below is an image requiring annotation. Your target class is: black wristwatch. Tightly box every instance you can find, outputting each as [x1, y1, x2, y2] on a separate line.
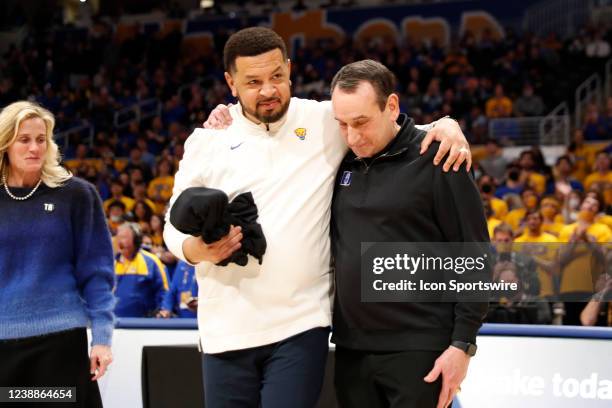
[451, 340, 477, 356]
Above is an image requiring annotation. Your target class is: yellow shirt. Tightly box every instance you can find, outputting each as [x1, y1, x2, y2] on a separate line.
[487, 218, 502, 239]
[514, 232, 559, 297]
[583, 171, 612, 191]
[541, 222, 564, 237]
[528, 172, 546, 195]
[557, 223, 611, 294]
[486, 96, 513, 118]
[103, 196, 135, 213]
[596, 214, 612, 231]
[148, 176, 175, 214]
[64, 158, 103, 172]
[490, 197, 508, 219]
[505, 208, 526, 231]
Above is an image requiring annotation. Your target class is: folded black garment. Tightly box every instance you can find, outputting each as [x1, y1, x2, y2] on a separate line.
[169, 187, 267, 266]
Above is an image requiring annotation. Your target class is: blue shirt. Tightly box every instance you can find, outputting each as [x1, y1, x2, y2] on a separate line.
[162, 260, 197, 318]
[114, 249, 169, 317]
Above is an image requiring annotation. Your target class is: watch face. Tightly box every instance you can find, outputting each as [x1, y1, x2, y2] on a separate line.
[467, 343, 477, 356]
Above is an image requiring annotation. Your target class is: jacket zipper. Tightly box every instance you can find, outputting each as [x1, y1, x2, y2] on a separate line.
[356, 147, 409, 174]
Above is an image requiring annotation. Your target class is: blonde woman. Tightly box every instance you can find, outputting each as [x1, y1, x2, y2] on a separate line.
[0, 101, 114, 407]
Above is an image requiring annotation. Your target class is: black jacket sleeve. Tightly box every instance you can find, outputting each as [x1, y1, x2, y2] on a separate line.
[433, 161, 490, 344]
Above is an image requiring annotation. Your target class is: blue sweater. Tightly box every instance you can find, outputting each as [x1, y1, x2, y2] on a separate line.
[0, 177, 115, 345]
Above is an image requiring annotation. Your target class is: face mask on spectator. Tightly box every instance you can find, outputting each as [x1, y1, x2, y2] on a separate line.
[481, 184, 493, 194]
[110, 215, 122, 223]
[508, 170, 520, 182]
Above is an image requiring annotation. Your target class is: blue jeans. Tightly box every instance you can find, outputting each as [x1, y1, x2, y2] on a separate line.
[202, 327, 330, 408]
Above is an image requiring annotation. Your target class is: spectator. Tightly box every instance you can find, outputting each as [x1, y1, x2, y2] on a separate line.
[513, 83, 545, 117]
[540, 196, 565, 237]
[103, 178, 135, 213]
[584, 151, 611, 191]
[505, 187, 539, 231]
[558, 195, 611, 324]
[125, 147, 153, 182]
[485, 84, 512, 118]
[519, 150, 547, 195]
[483, 199, 502, 238]
[495, 164, 525, 200]
[568, 128, 598, 180]
[400, 81, 422, 117]
[106, 200, 127, 236]
[486, 261, 551, 324]
[478, 174, 508, 220]
[136, 137, 156, 169]
[582, 104, 607, 141]
[421, 78, 443, 114]
[513, 209, 560, 298]
[149, 213, 165, 247]
[547, 155, 584, 196]
[157, 260, 198, 318]
[147, 159, 175, 214]
[479, 138, 508, 182]
[114, 223, 169, 317]
[131, 181, 156, 214]
[490, 223, 540, 297]
[133, 199, 153, 229]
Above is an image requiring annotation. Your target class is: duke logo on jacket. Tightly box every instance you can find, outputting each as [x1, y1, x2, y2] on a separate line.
[340, 171, 352, 186]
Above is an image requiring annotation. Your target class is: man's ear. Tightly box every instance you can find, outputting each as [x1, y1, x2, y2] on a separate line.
[387, 93, 400, 121]
[224, 71, 237, 97]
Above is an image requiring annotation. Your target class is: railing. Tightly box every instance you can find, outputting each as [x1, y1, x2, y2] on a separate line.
[113, 98, 162, 129]
[54, 122, 94, 150]
[523, 0, 593, 38]
[540, 102, 571, 146]
[488, 115, 565, 146]
[575, 73, 602, 128]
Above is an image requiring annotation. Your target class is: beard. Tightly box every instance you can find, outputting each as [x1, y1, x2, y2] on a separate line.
[237, 94, 290, 124]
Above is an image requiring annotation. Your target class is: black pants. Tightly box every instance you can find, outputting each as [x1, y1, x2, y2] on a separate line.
[0, 328, 103, 408]
[202, 327, 330, 408]
[334, 347, 448, 408]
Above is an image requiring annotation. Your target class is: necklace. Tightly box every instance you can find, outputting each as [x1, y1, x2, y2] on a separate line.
[2, 174, 42, 201]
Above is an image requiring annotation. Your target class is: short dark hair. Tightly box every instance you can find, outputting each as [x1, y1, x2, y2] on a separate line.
[330, 59, 397, 111]
[556, 154, 573, 167]
[223, 27, 288, 73]
[523, 208, 542, 222]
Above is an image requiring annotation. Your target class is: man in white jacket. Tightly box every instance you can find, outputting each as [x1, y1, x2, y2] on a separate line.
[164, 27, 471, 408]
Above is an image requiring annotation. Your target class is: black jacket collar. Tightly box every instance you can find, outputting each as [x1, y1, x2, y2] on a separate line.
[344, 113, 421, 163]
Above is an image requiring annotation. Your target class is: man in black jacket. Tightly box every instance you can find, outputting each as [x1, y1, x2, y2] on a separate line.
[330, 60, 489, 408]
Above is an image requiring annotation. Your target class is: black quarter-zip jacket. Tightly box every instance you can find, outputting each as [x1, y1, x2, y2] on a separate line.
[330, 114, 489, 352]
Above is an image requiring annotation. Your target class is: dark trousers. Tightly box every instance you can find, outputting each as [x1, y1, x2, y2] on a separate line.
[202, 327, 330, 408]
[0, 328, 103, 408]
[334, 346, 448, 408]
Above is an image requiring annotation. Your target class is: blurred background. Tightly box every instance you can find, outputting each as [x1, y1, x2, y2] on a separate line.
[0, 0, 610, 325]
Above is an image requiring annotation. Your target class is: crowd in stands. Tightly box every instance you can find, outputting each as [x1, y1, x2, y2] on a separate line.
[1, 18, 610, 324]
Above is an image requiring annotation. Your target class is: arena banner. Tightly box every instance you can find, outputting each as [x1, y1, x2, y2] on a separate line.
[97, 322, 612, 408]
[115, 0, 540, 56]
